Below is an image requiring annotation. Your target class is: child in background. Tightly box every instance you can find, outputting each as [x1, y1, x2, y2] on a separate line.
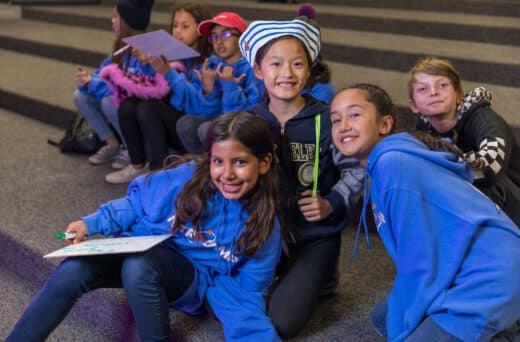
[6, 111, 282, 342]
[106, 3, 213, 184]
[409, 56, 520, 226]
[175, 11, 261, 153]
[75, 0, 155, 168]
[331, 83, 520, 342]
[239, 20, 363, 338]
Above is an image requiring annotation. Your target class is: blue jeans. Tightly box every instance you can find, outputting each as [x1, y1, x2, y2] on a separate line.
[372, 297, 461, 342]
[176, 115, 209, 154]
[73, 90, 125, 146]
[372, 298, 520, 341]
[6, 243, 194, 342]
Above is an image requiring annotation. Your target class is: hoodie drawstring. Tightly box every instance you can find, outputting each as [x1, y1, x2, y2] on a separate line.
[351, 169, 371, 259]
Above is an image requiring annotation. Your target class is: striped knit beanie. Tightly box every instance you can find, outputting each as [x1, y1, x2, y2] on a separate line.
[239, 19, 321, 66]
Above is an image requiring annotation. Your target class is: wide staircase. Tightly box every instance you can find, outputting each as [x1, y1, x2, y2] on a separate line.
[0, 0, 518, 341]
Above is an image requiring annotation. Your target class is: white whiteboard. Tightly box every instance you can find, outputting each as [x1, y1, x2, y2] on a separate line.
[44, 234, 173, 258]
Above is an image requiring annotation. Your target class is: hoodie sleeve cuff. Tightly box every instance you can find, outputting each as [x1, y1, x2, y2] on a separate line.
[220, 80, 240, 92]
[81, 212, 103, 236]
[324, 190, 347, 221]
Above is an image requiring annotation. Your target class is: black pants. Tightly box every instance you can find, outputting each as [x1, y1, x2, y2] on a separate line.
[118, 98, 184, 170]
[267, 232, 341, 339]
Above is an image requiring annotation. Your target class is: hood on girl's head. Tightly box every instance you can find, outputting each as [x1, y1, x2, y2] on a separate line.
[238, 19, 321, 67]
[197, 12, 248, 37]
[117, 0, 154, 31]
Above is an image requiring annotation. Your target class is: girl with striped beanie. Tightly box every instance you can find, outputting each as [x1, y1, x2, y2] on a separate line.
[240, 19, 364, 339]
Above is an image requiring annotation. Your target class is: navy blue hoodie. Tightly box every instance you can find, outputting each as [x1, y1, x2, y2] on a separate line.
[253, 95, 356, 242]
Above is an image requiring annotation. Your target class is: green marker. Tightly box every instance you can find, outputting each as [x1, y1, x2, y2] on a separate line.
[56, 232, 77, 240]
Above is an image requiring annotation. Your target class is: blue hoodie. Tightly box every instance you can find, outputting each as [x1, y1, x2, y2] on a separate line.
[82, 163, 282, 342]
[364, 133, 520, 341]
[78, 53, 155, 101]
[164, 55, 260, 118]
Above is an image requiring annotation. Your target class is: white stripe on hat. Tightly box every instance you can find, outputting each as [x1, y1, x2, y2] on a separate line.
[239, 20, 321, 66]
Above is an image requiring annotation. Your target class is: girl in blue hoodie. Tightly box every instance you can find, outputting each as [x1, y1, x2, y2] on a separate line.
[6, 111, 282, 342]
[174, 11, 262, 154]
[75, 0, 155, 167]
[106, 3, 214, 184]
[331, 83, 520, 342]
[239, 20, 364, 339]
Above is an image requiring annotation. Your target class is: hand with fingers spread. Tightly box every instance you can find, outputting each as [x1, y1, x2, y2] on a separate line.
[76, 66, 92, 87]
[149, 55, 171, 75]
[194, 59, 218, 95]
[217, 65, 246, 83]
[297, 190, 333, 222]
[63, 220, 88, 245]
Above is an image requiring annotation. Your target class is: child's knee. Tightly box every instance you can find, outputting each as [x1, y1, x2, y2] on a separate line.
[73, 89, 88, 107]
[121, 255, 158, 288]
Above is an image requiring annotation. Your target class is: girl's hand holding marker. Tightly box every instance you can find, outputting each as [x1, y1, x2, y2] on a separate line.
[58, 220, 88, 245]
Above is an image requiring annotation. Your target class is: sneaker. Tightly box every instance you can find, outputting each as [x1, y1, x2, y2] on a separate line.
[105, 163, 149, 184]
[88, 145, 120, 165]
[111, 149, 130, 170]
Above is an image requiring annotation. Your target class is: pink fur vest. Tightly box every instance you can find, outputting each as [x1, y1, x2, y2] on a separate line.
[100, 63, 171, 107]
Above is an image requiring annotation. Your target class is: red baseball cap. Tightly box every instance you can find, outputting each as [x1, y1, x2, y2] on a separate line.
[197, 12, 247, 37]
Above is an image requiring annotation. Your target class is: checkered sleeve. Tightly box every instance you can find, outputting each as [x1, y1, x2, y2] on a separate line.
[464, 137, 506, 175]
[461, 103, 514, 178]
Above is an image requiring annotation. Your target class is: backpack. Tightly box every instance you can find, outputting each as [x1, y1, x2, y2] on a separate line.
[48, 113, 102, 154]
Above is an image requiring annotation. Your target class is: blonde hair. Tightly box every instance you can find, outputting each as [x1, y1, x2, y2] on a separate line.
[408, 56, 464, 100]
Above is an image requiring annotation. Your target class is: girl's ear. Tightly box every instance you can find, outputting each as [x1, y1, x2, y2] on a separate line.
[408, 98, 419, 114]
[378, 115, 394, 136]
[253, 63, 263, 80]
[259, 153, 273, 175]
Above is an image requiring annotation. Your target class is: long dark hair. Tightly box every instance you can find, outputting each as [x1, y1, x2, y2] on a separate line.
[344, 83, 465, 158]
[169, 2, 213, 69]
[169, 111, 279, 257]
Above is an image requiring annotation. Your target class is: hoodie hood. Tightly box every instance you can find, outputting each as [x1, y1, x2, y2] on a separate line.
[367, 132, 473, 182]
[350, 132, 473, 258]
[253, 94, 326, 125]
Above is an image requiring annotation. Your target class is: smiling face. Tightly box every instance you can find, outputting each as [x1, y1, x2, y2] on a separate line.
[210, 139, 272, 200]
[331, 89, 393, 165]
[408, 72, 461, 131]
[209, 25, 241, 64]
[254, 37, 310, 105]
[172, 10, 200, 48]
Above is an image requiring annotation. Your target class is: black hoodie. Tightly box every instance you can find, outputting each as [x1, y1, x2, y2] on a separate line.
[417, 87, 520, 227]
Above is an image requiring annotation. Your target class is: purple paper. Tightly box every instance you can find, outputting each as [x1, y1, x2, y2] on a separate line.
[123, 29, 200, 61]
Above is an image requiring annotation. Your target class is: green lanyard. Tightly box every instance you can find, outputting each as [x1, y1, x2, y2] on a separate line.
[312, 114, 321, 197]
